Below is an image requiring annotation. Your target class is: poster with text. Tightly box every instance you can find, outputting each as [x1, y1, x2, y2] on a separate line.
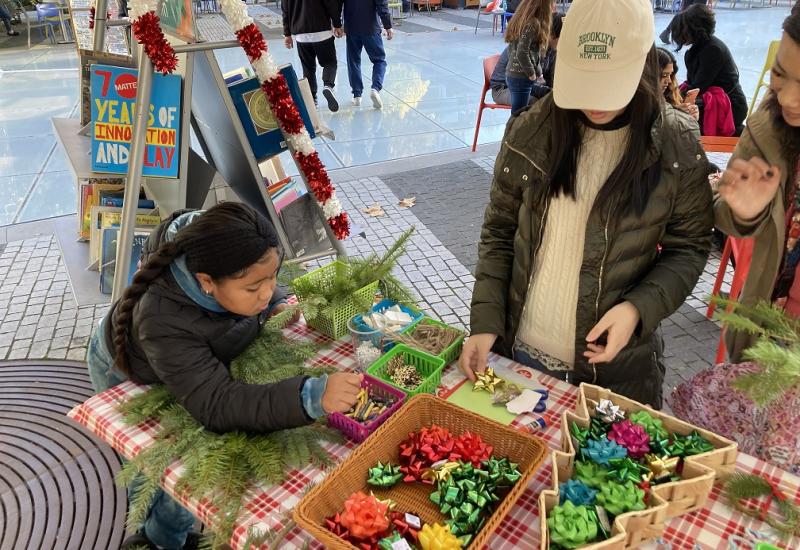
[91, 64, 182, 178]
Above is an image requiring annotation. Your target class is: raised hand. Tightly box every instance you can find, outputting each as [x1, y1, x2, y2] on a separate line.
[718, 157, 781, 222]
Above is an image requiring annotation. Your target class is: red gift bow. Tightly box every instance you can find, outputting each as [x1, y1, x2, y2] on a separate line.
[340, 492, 391, 541]
[451, 432, 494, 466]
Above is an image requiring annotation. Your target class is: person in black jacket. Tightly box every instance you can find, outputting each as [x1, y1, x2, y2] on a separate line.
[282, 0, 343, 112]
[670, 4, 748, 135]
[88, 203, 362, 550]
[343, 0, 393, 109]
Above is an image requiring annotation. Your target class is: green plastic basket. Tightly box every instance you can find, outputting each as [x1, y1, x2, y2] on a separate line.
[408, 317, 465, 366]
[293, 261, 379, 340]
[367, 344, 446, 397]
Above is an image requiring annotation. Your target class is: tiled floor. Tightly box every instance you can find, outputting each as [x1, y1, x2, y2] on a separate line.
[0, 4, 791, 225]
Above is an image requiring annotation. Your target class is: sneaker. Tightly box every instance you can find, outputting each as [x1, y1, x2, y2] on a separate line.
[7, 30, 19, 36]
[370, 89, 383, 110]
[322, 86, 339, 112]
[352, 96, 361, 106]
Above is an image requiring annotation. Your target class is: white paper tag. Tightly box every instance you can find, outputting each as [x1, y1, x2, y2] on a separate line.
[391, 539, 413, 550]
[405, 513, 421, 530]
[506, 389, 543, 415]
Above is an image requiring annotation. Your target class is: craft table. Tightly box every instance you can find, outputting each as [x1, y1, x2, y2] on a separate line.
[68, 318, 800, 549]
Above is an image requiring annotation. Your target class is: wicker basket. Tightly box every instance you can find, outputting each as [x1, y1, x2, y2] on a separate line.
[407, 317, 466, 366]
[367, 345, 446, 397]
[294, 394, 549, 550]
[293, 261, 379, 339]
[538, 383, 738, 549]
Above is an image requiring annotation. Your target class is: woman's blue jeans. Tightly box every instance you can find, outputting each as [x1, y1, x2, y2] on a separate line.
[506, 75, 535, 114]
[87, 325, 196, 549]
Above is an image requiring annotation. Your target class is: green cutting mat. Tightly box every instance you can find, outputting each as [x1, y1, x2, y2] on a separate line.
[445, 382, 518, 425]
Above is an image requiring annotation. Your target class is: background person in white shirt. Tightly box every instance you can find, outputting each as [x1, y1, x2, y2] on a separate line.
[282, 0, 343, 112]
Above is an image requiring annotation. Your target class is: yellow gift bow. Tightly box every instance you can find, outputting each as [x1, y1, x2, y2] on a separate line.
[473, 367, 504, 393]
[419, 523, 462, 550]
[421, 461, 461, 484]
[642, 454, 680, 482]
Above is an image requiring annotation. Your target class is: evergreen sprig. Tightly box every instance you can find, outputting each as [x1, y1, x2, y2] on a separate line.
[289, 227, 419, 311]
[713, 297, 800, 407]
[724, 472, 800, 537]
[116, 324, 342, 549]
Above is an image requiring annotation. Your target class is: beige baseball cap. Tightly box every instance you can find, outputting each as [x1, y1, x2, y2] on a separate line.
[553, 0, 655, 111]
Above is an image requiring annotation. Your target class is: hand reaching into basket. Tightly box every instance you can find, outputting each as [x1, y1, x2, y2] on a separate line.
[322, 373, 363, 414]
[459, 334, 498, 381]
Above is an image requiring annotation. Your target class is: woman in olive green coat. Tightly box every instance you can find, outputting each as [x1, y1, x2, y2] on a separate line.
[459, 0, 713, 408]
[714, 6, 800, 361]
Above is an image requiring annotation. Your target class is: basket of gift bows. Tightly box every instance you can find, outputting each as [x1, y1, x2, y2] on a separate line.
[538, 384, 738, 549]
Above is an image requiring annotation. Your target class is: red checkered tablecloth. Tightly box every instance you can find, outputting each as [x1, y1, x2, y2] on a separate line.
[68, 321, 800, 549]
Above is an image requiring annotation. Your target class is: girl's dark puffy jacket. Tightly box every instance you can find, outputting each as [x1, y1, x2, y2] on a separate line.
[101, 211, 311, 434]
[470, 96, 714, 408]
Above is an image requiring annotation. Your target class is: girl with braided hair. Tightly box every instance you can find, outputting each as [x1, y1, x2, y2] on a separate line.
[86, 202, 362, 550]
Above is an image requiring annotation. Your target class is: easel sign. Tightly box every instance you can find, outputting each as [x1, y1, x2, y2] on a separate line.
[90, 64, 182, 178]
[158, 0, 199, 42]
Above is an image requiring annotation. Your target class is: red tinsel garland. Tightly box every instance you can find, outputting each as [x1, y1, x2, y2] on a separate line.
[132, 2, 351, 239]
[329, 212, 350, 240]
[260, 76, 306, 135]
[131, 12, 178, 75]
[234, 23, 266, 61]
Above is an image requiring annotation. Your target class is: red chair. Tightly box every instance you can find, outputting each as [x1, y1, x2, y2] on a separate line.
[471, 54, 511, 152]
[700, 135, 750, 363]
[707, 237, 754, 363]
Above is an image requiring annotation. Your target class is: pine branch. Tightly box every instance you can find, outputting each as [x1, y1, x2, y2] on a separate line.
[725, 472, 800, 537]
[712, 298, 800, 407]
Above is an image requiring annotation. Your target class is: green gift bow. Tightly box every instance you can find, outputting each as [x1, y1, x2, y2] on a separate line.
[547, 501, 600, 548]
[663, 430, 714, 457]
[596, 480, 646, 516]
[629, 410, 669, 441]
[367, 461, 403, 488]
[574, 460, 610, 489]
[607, 457, 649, 484]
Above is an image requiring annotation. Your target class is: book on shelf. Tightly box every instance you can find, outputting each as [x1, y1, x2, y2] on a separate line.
[90, 64, 182, 178]
[100, 228, 150, 295]
[271, 179, 307, 214]
[279, 193, 330, 258]
[227, 65, 315, 162]
[223, 66, 255, 86]
[79, 181, 125, 241]
[88, 206, 160, 270]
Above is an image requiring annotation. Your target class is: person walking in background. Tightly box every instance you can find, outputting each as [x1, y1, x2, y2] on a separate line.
[670, 4, 748, 135]
[0, 1, 19, 36]
[503, 0, 553, 113]
[282, 0, 343, 112]
[343, 0, 393, 109]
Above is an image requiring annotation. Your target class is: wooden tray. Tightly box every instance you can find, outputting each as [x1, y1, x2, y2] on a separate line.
[295, 393, 548, 549]
[538, 383, 738, 549]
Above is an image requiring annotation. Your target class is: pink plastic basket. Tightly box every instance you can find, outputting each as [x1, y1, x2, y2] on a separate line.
[328, 375, 407, 443]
